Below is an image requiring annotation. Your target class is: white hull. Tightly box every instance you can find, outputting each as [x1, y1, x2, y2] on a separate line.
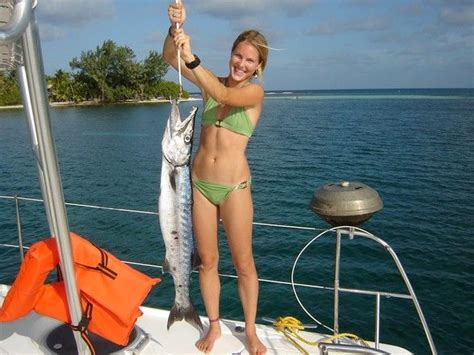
[1, 285, 411, 355]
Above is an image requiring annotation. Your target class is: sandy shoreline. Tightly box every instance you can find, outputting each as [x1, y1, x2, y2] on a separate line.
[0, 97, 201, 110]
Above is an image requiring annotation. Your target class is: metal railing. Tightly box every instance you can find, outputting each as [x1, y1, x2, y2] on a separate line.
[0, 0, 32, 43]
[1, 1, 89, 352]
[0, 194, 437, 354]
[0, 1, 436, 354]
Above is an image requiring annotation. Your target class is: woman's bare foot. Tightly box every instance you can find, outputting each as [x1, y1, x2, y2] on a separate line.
[246, 331, 267, 355]
[195, 321, 221, 353]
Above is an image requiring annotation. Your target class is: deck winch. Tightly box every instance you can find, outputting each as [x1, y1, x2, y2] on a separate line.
[309, 181, 383, 226]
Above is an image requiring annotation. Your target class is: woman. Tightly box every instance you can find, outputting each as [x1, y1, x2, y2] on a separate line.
[163, 3, 268, 354]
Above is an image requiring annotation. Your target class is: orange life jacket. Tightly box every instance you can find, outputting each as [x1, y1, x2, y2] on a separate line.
[0, 232, 160, 346]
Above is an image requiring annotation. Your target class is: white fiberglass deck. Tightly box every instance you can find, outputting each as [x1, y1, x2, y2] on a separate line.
[1, 285, 411, 355]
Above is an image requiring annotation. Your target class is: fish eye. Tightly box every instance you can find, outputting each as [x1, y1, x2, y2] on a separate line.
[184, 135, 191, 143]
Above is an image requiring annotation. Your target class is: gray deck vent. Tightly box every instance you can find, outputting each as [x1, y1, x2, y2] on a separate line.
[310, 181, 383, 226]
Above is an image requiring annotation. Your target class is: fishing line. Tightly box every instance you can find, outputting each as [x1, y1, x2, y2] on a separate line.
[175, 0, 183, 99]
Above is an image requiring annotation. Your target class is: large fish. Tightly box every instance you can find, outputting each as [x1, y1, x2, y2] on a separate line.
[159, 99, 202, 331]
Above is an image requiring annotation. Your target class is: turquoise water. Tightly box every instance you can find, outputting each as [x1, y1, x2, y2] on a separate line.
[1, 89, 473, 354]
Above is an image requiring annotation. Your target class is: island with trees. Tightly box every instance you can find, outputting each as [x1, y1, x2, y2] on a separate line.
[0, 40, 188, 107]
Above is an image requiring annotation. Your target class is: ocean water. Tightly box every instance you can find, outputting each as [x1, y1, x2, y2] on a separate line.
[0, 89, 473, 354]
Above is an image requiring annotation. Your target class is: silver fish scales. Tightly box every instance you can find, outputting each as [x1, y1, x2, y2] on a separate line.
[158, 99, 202, 331]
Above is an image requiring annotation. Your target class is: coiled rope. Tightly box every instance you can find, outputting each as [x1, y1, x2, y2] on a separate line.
[273, 316, 369, 354]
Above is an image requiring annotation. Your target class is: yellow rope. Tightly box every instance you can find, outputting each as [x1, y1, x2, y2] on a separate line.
[273, 316, 369, 354]
[319, 332, 370, 348]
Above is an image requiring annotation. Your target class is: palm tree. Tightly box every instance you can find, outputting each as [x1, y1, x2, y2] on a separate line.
[47, 69, 75, 102]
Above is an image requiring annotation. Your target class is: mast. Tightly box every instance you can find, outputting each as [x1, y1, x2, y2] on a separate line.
[0, 1, 89, 353]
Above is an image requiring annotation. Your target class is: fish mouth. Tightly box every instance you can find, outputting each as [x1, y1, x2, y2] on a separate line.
[161, 104, 199, 167]
[177, 106, 198, 137]
[167, 105, 198, 139]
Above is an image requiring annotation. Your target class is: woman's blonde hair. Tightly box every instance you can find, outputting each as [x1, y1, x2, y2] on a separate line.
[231, 30, 269, 78]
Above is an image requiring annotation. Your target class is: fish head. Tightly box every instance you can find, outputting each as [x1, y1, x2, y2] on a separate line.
[162, 100, 198, 166]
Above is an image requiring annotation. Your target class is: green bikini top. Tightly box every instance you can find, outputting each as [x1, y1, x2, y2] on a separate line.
[201, 96, 254, 138]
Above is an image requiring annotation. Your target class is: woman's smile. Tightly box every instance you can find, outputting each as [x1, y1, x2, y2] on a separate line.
[229, 41, 260, 83]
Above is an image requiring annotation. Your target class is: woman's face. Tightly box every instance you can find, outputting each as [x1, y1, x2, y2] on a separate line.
[228, 40, 261, 84]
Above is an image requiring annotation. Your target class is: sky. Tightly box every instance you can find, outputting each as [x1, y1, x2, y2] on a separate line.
[35, 0, 473, 91]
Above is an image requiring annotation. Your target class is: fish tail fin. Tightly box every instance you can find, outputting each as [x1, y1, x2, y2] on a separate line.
[167, 303, 203, 332]
[167, 303, 184, 330]
[184, 303, 203, 331]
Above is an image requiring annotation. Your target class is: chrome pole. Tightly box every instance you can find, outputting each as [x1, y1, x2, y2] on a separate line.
[13, 196, 25, 262]
[16, 64, 54, 229]
[16, 8, 90, 355]
[333, 228, 342, 336]
[340, 227, 437, 354]
[385, 244, 437, 354]
[375, 293, 380, 349]
[0, 0, 32, 43]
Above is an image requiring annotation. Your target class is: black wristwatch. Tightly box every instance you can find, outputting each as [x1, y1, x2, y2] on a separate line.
[185, 54, 200, 70]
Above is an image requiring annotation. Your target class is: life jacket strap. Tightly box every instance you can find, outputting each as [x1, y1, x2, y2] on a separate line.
[69, 301, 96, 355]
[95, 243, 118, 279]
[96, 262, 117, 279]
[76, 243, 118, 280]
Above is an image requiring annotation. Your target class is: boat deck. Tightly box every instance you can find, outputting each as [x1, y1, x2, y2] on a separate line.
[1, 285, 411, 355]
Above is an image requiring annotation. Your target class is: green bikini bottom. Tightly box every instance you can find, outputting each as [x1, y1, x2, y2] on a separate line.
[192, 177, 252, 205]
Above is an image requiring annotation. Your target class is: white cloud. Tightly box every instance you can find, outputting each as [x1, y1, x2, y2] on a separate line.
[308, 18, 389, 36]
[145, 31, 164, 44]
[347, 0, 378, 4]
[37, 0, 115, 26]
[399, 3, 423, 17]
[439, 6, 474, 26]
[38, 23, 67, 41]
[191, 0, 315, 18]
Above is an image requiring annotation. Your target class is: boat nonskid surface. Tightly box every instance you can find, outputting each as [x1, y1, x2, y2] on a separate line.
[1, 285, 411, 355]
